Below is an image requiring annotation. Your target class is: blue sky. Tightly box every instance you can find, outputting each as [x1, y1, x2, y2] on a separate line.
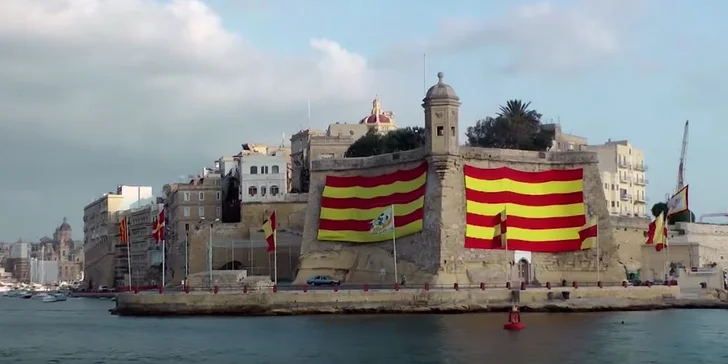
[0, 0, 725, 240]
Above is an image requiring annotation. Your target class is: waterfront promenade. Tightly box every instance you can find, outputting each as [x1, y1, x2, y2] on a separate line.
[112, 282, 728, 317]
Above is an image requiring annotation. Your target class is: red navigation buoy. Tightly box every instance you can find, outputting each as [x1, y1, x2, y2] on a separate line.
[503, 305, 526, 330]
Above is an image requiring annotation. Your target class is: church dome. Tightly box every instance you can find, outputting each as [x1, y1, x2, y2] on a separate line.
[59, 217, 71, 231]
[359, 97, 392, 124]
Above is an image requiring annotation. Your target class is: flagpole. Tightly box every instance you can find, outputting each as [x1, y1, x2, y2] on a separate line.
[663, 211, 669, 281]
[391, 204, 398, 284]
[208, 224, 213, 290]
[184, 232, 189, 283]
[595, 220, 600, 283]
[126, 222, 132, 289]
[505, 238, 509, 285]
[161, 238, 165, 288]
[273, 211, 278, 285]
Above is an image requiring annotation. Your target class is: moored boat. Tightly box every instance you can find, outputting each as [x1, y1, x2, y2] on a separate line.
[42, 293, 68, 303]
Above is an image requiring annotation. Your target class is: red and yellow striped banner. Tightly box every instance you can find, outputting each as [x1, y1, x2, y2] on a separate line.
[317, 162, 427, 243]
[464, 166, 587, 252]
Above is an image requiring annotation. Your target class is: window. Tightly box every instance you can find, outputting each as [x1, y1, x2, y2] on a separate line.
[272, 165, 280, 174]
[261, 166, 269, 174]
[183, 207, 190, 217]
[248, 186, 258, 196]
[436, 126, 444, 136]
[183, 192, 190, 201]
[250, 166, 258, 174]
[216, 206, 221, 218]
[604, 183, 608, 189]
[611, 201, 615, 207]
[216, 191, 221, 200]
[271, 185, 280, 196]
[184, 223, 190, 231]
[198, 191, 204, 201]
[198, 206, 204, 217]
[261, 186, 267, 196]
[451, 126, 455, 136]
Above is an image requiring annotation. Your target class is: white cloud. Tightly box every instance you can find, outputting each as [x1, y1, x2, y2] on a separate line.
[0, 0, 381, 154]
[381, 0, 645, 75]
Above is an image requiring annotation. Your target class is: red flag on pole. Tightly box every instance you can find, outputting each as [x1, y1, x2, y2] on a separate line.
[262, 211, 276, 252]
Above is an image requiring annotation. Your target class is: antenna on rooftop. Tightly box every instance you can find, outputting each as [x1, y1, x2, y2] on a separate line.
[307, 97, 311, 129]
[423, 53, 427, 96]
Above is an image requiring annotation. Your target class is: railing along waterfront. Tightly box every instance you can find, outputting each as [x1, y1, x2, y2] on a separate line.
[104, 279, 678, 295]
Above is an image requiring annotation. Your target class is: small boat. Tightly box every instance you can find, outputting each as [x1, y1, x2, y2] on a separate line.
[42, 293, 67, 303]
[32, 292, 51, 300]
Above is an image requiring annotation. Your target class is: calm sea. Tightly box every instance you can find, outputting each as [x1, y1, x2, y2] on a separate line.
[0, 297, 726, 364]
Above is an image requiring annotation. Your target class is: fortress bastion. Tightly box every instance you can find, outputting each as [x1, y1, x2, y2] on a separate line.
[294, 73, 623, 286]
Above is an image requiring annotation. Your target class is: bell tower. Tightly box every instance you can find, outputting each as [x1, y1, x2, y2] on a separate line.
[422, 72, 460, 155]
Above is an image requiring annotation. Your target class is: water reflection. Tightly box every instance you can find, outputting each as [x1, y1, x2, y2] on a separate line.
[1, 298, 728, 364]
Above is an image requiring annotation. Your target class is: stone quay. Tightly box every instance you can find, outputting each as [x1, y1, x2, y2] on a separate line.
[111, 286, 728, 317]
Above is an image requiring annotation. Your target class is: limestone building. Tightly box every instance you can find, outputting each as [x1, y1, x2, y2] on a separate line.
[294, 72, 623, 286]
[114, 203, 163, 287]
[7, 240, 30, 283]
[589, 140, 648, 217]
[238, 146, 289, 203]
[542, 123, 588, 152]
[83, 185, 153, 289]
[290, 97, 399, 192]
[163, 176, 222, 286]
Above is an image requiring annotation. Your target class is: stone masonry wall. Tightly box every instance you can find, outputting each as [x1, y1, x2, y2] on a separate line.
[670, 222, 728, 267]
[295, 149, 434, 284]
[294, 146, 623, 285]
[435, 148, 624, 285]
[611, 216, 650, 272]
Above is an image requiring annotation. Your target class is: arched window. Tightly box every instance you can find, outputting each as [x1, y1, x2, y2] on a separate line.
[248, 186, 258, 196]
[261, 166, 269, 174]
[250, 166, 258, 174]
[270, 185, 280, 196]
[272, 165, 280, 174]
[261, 186, 267, 196]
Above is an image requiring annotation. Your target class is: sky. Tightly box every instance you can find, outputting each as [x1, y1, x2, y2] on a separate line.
[0, 0, 725, 241]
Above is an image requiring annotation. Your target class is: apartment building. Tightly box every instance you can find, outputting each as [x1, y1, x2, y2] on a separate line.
[589, 140, 648, 217]
[83, 185, 153, 289]
[239, 146, 289, 203]
[163, 175, 222, 285]
[542, 123, 588, 152]
[114, 202, 163, 287]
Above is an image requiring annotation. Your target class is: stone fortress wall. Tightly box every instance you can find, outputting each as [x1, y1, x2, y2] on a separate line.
[293, 72, 624, 286]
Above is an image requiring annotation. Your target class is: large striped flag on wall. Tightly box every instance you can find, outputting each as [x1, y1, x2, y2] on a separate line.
[464, 166, 588, 252]
[317, 162, 427, 243]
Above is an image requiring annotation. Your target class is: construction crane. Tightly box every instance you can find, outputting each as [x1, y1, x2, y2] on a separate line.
[675, 120, 689, 193]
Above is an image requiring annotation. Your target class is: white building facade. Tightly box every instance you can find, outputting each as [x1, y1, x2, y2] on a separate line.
[589, 140, 648, 217]
[239, 153, 288, 203]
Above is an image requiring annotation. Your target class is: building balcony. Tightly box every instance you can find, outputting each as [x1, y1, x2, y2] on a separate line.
[620, 194, 631, 201]
[634, 164, 647, 171]
[634, 177, 648, 185]
[619, 174, 629, 183]
[618, 159, 631, 168]
[634, 195, 646, 203]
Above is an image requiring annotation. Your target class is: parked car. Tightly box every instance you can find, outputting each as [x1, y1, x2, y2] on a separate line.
[306, 276, 340, 286]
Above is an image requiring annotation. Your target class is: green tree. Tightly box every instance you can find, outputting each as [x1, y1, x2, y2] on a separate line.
[345, 127, 425, 158]
[650, 202, 696, 224]
[466, 100, 554, 151]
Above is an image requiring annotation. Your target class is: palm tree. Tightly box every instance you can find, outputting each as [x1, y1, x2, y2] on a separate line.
[497, 100, 542, 125]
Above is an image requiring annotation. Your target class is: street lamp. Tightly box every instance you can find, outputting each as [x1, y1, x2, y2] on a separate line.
[200, 217, 220, 290]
